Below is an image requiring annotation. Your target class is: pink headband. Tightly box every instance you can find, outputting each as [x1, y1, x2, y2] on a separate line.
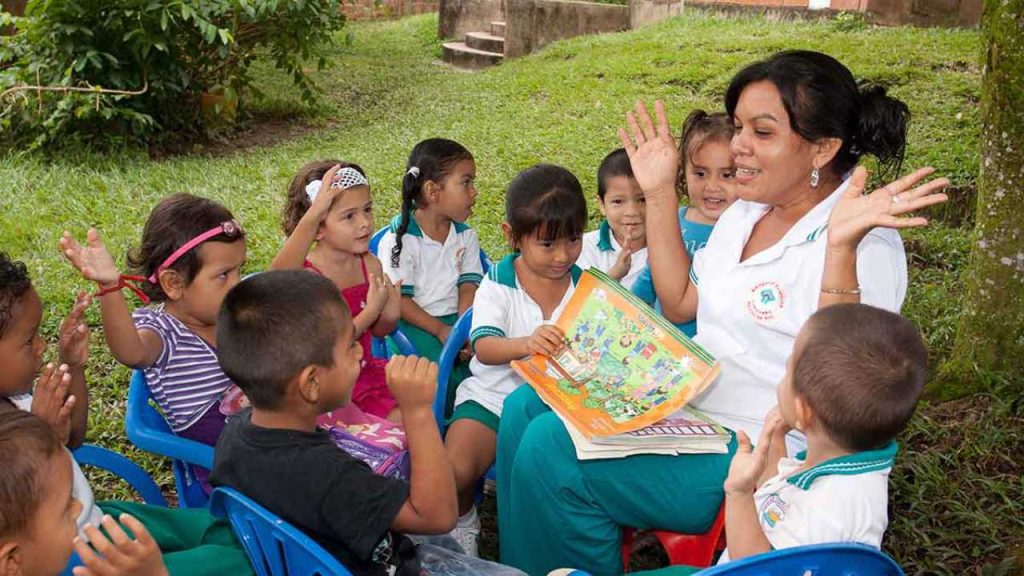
[148, 220, 243, 284]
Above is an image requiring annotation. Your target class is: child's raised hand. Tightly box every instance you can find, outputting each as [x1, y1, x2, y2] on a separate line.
[526, 325, 565, 357]
[72, 514, 169, 576]
[60, 229, 120, 287]
[723, 422, 778, 496]
[385, 355, 438, 412]
[31, 363, 75, 445]
[827, 166, 949, 252]
[307, 164, 347, 222]
[364, 272, 389, 317]
[608, 241, 634, 281]
[618, 100, 681, 201]
[58, 291, 92, 368]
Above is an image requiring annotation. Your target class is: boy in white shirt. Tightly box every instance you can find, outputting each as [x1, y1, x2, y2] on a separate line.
[576, 149, 648, 288]
[722, 303, 927, 563]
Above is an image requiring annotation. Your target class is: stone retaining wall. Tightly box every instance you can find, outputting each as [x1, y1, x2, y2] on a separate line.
[505, 0, 629, 58]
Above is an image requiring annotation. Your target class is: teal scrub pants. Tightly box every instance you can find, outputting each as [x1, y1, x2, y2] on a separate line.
[496, 386, 736, 576]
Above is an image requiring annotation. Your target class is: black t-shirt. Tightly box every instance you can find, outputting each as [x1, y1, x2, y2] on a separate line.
[210, 410, 420, 575]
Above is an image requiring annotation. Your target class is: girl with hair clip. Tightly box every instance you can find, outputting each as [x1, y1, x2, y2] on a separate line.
[271, 161, 402, 422]
[445, 164, 587, 557]
[631, 109, 738, 337]
[496, 50, 949, 575]
[60, 193, 247, 495]
[376, 138, 481, 411]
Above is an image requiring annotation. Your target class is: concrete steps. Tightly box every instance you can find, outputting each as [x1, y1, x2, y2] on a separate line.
[442, 20, 506, 70]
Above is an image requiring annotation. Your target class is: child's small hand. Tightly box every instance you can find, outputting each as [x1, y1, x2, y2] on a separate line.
[526, 325, 565, 357]
[60, 229, 121, 287]
[435, 323, 452, 345]
[307, 164, 347, 222]
[608, 243, 633, 281]
[385, 355, 438, 412]
[723, 422, 778, 496]
[763, 406, 791, 439]
[457, 343, 473, 363]
[364, 272, 389, 317]
[31, 363, 75, 445]
[58, 291, 92, 368]
[72, 514, 170, 576]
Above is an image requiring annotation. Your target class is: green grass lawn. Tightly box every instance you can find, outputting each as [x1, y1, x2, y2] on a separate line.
[0, 11, 1019, 575]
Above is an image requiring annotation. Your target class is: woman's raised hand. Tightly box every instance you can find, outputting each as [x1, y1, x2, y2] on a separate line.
[827, 166, 949, 251]
[618, 101, 680, 201]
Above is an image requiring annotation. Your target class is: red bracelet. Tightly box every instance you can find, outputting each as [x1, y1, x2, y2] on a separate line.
[95, 275, 151, 304]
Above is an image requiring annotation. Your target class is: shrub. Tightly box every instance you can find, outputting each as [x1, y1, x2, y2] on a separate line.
[0, 0, 345, 148]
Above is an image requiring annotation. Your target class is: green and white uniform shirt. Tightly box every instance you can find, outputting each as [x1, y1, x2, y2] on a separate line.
[721, 442, 898, 563]
[577, 220, 649, 289]
[454, 254, 582, 418]
[378, 215, 484, 317]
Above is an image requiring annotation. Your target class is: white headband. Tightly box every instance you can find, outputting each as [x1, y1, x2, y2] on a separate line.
[305, 167, 369, 202]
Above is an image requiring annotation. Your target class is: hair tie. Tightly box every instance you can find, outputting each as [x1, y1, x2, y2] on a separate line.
[406, 166, 420, 178]
[306, 167, 370, 202]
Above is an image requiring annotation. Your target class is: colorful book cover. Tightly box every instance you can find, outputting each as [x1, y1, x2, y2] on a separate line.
[512, 269, 720, 439]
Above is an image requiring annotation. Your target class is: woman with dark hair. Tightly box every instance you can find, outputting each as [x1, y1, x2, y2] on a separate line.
[495, 51, 948, 575]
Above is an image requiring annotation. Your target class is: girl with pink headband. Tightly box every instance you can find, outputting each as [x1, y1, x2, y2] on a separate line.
[60, 193, 247, 494]
[273, 160, 403, 422]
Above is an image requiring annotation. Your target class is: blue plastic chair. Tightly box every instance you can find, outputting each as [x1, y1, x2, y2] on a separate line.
[210, 487, 352, 576]
[434, 307, 496, 486]
[691, 543, 905, 575]
[62, 445, 169, 576]
[125, 370, 215, 508]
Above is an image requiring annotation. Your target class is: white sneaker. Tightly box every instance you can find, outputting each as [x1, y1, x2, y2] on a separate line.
[450, 507, 481, 557]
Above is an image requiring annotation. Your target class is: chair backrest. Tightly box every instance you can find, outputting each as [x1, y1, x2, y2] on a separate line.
[125, 370, 215, 508]
[210, 487, 353, 576]
[433, 307, 474, 429]
[693, 543, 905, 576]
[72, 444, 168, 507]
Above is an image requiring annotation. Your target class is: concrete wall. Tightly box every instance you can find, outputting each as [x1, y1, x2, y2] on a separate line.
[866, 0, 980, 26]
[342, 0, 439, 21]
[438, 0, 504, 39]
[630, 0, 684, 28]
[506, 0, 629, 58]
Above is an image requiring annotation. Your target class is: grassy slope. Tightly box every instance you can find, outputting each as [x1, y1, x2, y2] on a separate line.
[2, 12, 1017, 574]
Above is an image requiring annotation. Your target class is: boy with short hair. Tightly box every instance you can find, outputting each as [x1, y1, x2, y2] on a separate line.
[211, 270, 523, 576]
[723, 303, 928, 561]
[576, 148, 648, 288]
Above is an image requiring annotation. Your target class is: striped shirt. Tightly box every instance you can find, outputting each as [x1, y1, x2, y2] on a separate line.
[133, 306, 234, 432]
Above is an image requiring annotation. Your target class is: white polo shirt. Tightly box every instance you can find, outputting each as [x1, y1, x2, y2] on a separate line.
[577, 220, 649, 289]
[719, 442, 896, 563]
[377, 215, 484, 317]
[689, 178, 907, 452]
[454, 255, 582, 417]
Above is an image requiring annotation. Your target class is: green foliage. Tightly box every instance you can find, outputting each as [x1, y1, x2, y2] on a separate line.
[0, 0, 346, 147]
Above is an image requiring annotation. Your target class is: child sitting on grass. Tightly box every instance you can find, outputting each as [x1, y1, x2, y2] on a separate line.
[0, 253, 251, 576]
[576, 148, 648, 288]
[273, 161, 402, 422]
[627, 303, 927, 575]
[210, 270, 524, 576]
[630, 110, 736, 338]
[60, 194, 248, 493]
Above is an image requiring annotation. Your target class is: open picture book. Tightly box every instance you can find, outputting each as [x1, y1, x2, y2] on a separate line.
[511, 269, 730, 459]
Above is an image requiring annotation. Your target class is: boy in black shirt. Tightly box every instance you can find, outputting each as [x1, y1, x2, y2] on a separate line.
[211, 271, 523, 576]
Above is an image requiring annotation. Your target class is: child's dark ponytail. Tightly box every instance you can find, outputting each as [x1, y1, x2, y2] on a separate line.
[853, 83, 909, 180]
[391, 138, 474, 268]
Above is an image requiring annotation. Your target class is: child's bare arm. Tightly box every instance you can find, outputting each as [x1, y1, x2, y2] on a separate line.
[73, 514, 169, 576]
[399, 297, 452, 344]
[473, 325, 564, 365]
[57, 292, 91, 448]
[368, 256, 400, 337]
[60, 230, 162, 368]
[759, 408, 790, 485]
[386, 356, 457, 533]
[723, 426, 778, 560]
[270, 165, 344, 271]
[457, 283, 477, 317]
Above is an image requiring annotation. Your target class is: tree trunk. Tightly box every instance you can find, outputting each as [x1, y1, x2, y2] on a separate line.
[939, 0, 1024, 396]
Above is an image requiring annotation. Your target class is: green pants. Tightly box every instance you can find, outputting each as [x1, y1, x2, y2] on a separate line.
[496, 386, 735, 576]
[398, 315, 471, 417]
[98, 501, 253, 576]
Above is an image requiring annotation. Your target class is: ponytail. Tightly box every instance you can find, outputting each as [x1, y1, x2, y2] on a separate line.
[391, 138, 474, 268]
[852, 83, 909, 180]
[392, 169, 418, 268]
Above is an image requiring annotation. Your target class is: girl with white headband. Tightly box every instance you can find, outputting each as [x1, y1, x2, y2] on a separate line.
[273, 161, 403, 422]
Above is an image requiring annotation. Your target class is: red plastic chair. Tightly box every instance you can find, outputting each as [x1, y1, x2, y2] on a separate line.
[622, 503, 726, 570]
